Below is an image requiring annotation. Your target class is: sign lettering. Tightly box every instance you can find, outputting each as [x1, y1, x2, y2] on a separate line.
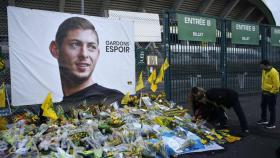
[177, 14, 216, 42]
[231, 21, 259, 45]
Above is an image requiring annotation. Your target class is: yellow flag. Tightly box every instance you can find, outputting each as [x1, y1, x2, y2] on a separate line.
[163, 58, 169, 70]
[211, 129, 223, 139]
[155, 66, 164, 84]
[148, 69, 157, 84]
[41, 92, 52, 111]
[151, 83, 158, 92]
[200, 139, 208, 144]
[41, 92, 58, 120]
[0, 83, 5, 108]
[121, 92, 130, 105]
[0, 59, 5, 71]
[206, 135, 215, 141]
[225, 135, 241, 143]
[148, 69, 158, 92]
[155, 58, 169, 84]
[136, 72, 144, 92]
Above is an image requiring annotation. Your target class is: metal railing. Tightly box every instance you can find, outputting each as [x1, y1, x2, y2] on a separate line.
[163, 10, 280, 103]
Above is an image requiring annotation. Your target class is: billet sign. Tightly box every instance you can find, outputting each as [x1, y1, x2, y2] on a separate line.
[177, 14, 216, 42]
[271, 27, 280, 47]
[231, 21, 259, 45]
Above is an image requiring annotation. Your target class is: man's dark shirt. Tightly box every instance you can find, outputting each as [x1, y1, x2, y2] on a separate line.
[193, 101, 218, 121]
[205, 88, 239, 108]
[62, 83, 124, 105]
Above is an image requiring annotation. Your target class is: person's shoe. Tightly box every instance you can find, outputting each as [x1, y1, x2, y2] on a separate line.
[265, 124, 276, 129]
[256, 120, 269, 125]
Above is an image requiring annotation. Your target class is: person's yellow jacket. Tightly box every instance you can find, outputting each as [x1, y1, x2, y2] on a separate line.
[261, 67, 280, 94]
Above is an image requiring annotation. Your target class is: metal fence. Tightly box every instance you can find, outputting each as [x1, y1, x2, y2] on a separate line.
[1, 2, 280, 105]
[135, 43, 166, 93]
[163, 10, 280, 103]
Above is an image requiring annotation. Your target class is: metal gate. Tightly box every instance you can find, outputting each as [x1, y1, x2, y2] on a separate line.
[264, 26, 280, 71]
[163, 11, 280, 103]
[225, 20, 262, 94]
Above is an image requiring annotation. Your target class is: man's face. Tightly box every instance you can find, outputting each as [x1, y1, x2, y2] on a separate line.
[57, 29, 99, 83]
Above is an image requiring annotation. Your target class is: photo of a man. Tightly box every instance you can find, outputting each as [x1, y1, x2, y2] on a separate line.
[49, 17, 124, 104]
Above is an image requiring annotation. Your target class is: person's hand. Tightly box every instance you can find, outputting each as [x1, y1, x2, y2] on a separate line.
[191, 116, 197, 123]
[191, 115, 202, 123]
[195, 118, 206, 126]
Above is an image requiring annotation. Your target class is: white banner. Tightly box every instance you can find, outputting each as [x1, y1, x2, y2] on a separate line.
[8, 7, 135, 106]
[108, 10, 162, 42]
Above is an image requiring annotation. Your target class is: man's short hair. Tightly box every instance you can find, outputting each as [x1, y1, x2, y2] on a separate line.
[191, 87, 206, 96]
[55, 17, 99, 48]
[259, 59, 270, 66]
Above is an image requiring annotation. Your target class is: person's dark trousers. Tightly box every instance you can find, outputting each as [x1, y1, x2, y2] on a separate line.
[215, 107, 228, 128]
[260, 93, 277, 125]
[229, 93, 249, 131]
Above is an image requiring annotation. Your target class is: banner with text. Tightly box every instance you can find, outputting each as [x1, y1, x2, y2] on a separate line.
[231, 21, 259, 45]
[8, 7, 135, 106]
[177, 14, 216, 42]
[271, 27, 280, 47]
